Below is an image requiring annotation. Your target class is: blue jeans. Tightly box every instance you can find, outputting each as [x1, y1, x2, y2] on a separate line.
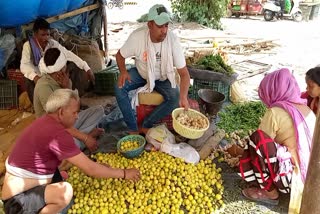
[114, 67, 179, 131]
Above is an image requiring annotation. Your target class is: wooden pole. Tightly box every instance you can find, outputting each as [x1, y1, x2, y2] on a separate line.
[21, 3, 100, 31]
[300, 107, 320, 214]
[101, 4, 108, 58]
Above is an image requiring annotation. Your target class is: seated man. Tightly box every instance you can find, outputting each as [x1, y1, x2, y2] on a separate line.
[114, 4, 190, 134]
[34, 47, 103, 151]
[20, 17, 95, 103]
[1, 89, 141, 214]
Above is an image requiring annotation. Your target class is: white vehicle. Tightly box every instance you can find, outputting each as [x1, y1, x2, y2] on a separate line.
[107, 0, 124, 9]
[263, 0, 302, 21]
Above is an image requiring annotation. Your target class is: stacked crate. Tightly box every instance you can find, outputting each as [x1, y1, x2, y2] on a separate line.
[0, 80, 18, 109]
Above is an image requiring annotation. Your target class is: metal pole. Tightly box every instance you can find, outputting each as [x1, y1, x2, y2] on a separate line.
[300, 108, 320, 214]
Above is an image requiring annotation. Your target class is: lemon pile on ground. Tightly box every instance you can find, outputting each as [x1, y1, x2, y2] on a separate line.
[67, 151, 224, 214]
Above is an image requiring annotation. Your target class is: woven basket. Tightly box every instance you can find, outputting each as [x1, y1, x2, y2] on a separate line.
[172, 108, 209, 139]
[117, 135, 146, 159]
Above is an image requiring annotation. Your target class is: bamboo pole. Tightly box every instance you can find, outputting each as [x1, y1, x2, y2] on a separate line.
[22, 3, 100, 31]
[102, 4, 108, 58]
[300, 105, 320, 214]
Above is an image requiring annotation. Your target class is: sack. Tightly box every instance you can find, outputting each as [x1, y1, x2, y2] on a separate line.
[146, 125, 175, 150]
[63, 34, 105, 73]
[230, 81, 247, 103]
[161, 142, 200, 164]
[0, 34, 15, 71]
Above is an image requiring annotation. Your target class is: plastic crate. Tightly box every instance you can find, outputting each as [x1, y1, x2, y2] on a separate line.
[137, 105, 173, 130]
[7, 69, 26, 94]
[0, 80, 18, 109]
[136, 99, 200, 130]
[94, 65, 120, 95]
[191, 79, 230, 101]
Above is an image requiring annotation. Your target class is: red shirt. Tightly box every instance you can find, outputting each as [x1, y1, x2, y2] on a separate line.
[301, 91, 318, 114]
[8, 115, 81, 175]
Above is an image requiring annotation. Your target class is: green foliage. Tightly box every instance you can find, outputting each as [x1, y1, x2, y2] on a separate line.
[170, 0, 228, 29]
[216, 101, 267, 136]
[194, 54, 234, 76]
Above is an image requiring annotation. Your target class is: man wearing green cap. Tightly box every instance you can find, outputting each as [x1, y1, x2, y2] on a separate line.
[115, 4, 190, 134]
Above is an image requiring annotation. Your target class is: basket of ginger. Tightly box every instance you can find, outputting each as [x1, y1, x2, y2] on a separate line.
[172, 108, 209, 139]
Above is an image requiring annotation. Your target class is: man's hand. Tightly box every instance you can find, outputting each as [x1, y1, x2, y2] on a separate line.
[84, 135, 98, 152]
[179, 97, 189, 110]
[124, 168, 141, 182]
[87, 69, 95, 85]
[118, 71, 131, 88]
[56, 71, 70, 89]
[33, 76, 40, 84]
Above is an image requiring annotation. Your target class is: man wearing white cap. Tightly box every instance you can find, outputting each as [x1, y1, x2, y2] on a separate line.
[34, 48, 104, 152]
[115, 4, 190, 134]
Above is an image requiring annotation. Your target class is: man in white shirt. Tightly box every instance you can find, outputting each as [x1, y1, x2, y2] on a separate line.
[115, 4, 190, 134]
[20, 18, 95, 103]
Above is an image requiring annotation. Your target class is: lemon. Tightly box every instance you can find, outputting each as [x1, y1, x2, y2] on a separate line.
[67, 151, 224, 213]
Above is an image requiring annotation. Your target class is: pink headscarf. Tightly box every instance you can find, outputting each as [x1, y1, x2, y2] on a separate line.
[258, 68, 313, 183]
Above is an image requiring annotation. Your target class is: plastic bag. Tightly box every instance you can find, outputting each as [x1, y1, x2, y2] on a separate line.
[288, 167, 304, 214]
[146, 124, 176, 150]
[161, 142, 200, 164]
[0, 34, 15, 71]
[230, 81, 247, 103]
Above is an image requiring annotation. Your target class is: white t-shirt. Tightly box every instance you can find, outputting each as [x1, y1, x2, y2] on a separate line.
[119, 26, 186, 80]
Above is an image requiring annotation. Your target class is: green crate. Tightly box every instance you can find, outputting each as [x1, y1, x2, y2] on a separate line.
[94, 65, 120, 95]
[0, 80, 18, 109]
[190, 79, 230, 101]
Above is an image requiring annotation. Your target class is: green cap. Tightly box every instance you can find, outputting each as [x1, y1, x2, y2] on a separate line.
[147, 4, 172, 25]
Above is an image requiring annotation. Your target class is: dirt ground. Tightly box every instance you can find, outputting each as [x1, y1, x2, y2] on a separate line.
[0, 2, 319, 212]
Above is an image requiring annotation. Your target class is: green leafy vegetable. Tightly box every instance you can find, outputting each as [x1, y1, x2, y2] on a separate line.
[194, 54, 234, 76]
[216, 101, 267, 137]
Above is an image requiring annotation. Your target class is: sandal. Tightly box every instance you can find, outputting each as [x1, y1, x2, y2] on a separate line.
[242, 187, 279, 206]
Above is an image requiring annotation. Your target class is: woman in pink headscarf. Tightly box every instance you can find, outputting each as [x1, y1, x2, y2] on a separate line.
[238, 68, 316, 205]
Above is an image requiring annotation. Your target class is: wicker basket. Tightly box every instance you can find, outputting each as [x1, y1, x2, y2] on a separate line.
[117, 135, 146, 159]
[172, 108, 209, 139]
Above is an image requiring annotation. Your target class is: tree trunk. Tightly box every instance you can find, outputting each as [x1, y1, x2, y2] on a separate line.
[300, 108, 320, 213]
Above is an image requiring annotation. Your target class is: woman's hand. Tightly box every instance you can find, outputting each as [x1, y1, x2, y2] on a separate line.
[124, 168, 141, 182]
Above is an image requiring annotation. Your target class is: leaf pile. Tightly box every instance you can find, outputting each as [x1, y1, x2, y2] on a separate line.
[216, 101, 266, 137]
[194, 54, 234, 76]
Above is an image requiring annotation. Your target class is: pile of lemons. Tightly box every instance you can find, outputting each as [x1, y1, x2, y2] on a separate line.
[120, 140, 140, 152]
[67, 151, 224, 214]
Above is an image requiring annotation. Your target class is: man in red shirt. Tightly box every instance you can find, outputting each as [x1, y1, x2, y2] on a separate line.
[1, 89, 141, 213]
